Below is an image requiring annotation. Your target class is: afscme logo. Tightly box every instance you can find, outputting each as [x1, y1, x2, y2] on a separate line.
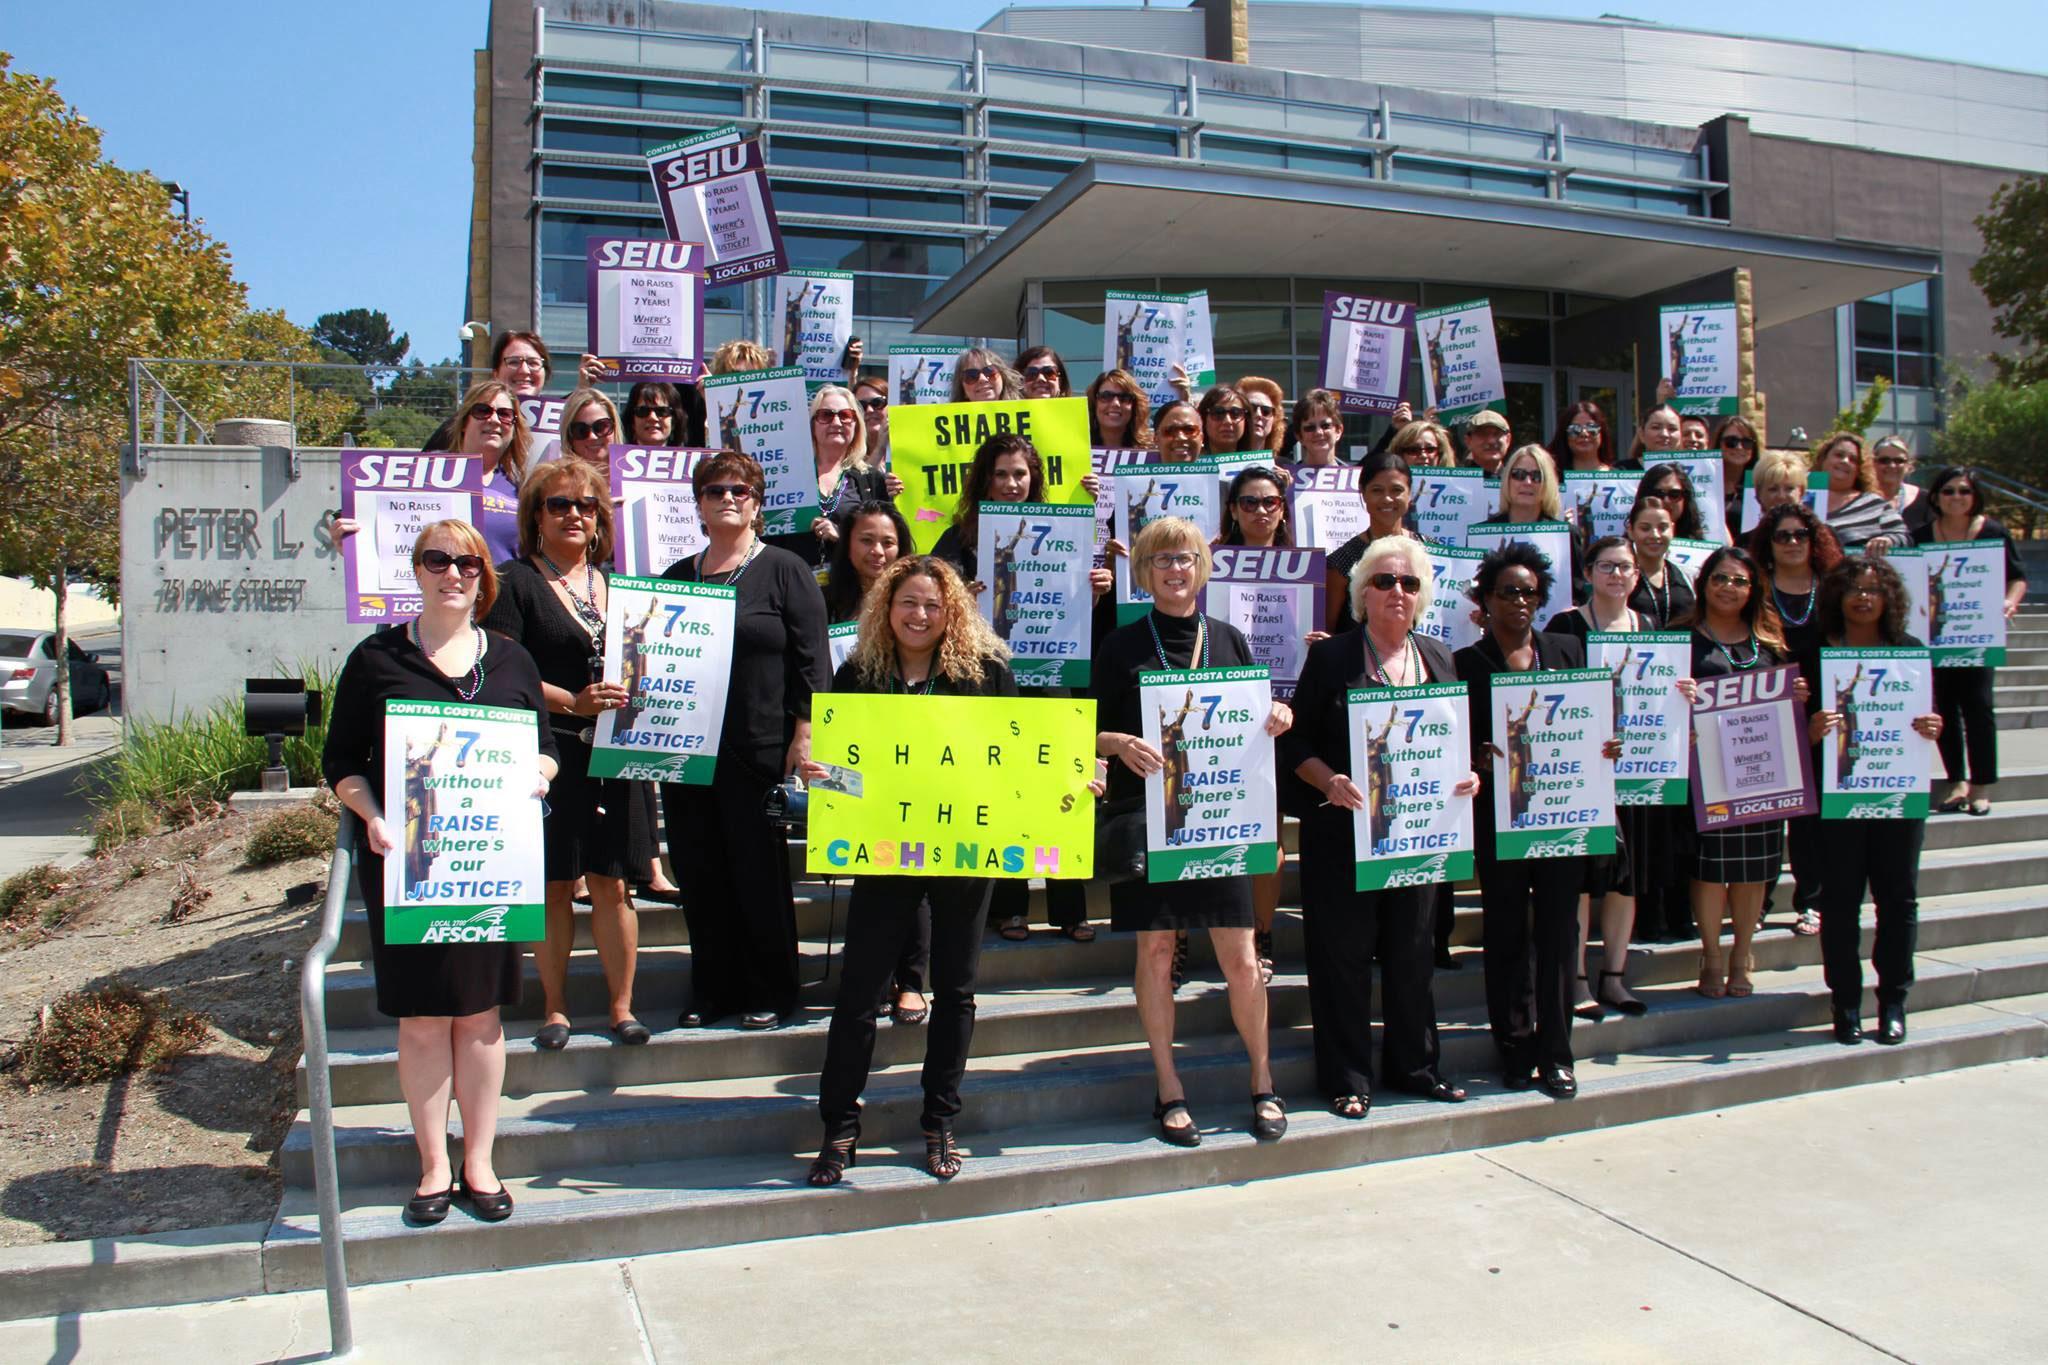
[1525, 829, 1590, 858]
[420, 906, 512, 943]
[1383, 853, 1450, 887]
[1843, 796, 1906, 819]
[1176, 844, 1250, 880]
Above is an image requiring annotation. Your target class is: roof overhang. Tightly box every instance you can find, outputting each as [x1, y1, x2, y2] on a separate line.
[916, 159, 1940, 335]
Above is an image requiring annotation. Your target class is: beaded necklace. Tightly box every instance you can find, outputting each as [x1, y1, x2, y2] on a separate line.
[1147, 612, 1208, 670]
[696, 539, 763, 586]
[1711, 630, 1764, 670]
[1773, 580, 1817, 628]
[1361, 629, 1420, 686]
[538, 551, 605, 642]
[410, 620, 487, 701]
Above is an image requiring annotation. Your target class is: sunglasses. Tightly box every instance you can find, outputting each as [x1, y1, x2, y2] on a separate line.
[567, 418, 614, 442]
[1246, 403, 1274, 417]
[1875, 456, 1910, 468]
[1772, 528, 1811, 544]
[1210, 407, 1247, 422]
[1653, 485, 1688, 500]
[629, 404, 671, 420]
[701, 483, 756, 503]
[1940, 484, 1974, 497]
[1492, 585, 1542, 602]
[1021, 364, 1061, 381]
[1235, 495, 1284, 513]
[469, 404, 517, 425]
[1708, 572, 1753, 589]
[1097, 391, 1136, 406]
[1366, 573, 1423, 594]
[417, 549, 485, 579]
[813, 409, 858, 424]
[1567, 423, 1601, 438]
[959, 365, 999, 383]
[857, 396, 888, 412]
[1845, 585, 1885, 599]
[1409, 443, 1441, 456]
[544, 495, 600, 517]
[1300, 419, 1340, 434]
[1720, 435, 1757, 450]
[1507, 467, 1543, 484]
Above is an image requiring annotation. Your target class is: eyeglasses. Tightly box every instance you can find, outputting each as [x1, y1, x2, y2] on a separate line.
[1875, 456, 1911, 468]
[544, 495, 600, 517]
[1021, 364, 1061, 381]
[417, 549, 486, 579]
[1652, 485, 1689, 500]
[469, 404, 517, 425]
[1492, 585, 1542, 602]
[1097, 391, 1137, 407]
[1567, 423, 1601, 438]
[1366, 573, 1423, 594]
[857, 396, 888, 412]
[629, 404, 671, 420]
[959, 365, 999, 384]
[1235, 495, 1283, 513]
[1507, 467, 1543, 484]
[1149, 552, 1199, 570]
[1940, 484, 1974, 497]
[1708, 572, 1753, 589]
[700, 483, 757, 503]
[566, 418, 614, 442]
[813, 409, 858, 425]
[1720, 435, 1757, 450]
[499, 356, 547, 373]
[1301, 419, 1340, 434]
[1210, 407, 1247, 422]
[1591, 561, 1636, 577]
[1771, 528, 1811, 544]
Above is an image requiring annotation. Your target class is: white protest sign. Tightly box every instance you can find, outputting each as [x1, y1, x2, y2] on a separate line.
[339, 451, 483, 624]
[1588, 631, 1692, 805]
[1925, 540, 2009, 666]
[1415, 299, 1504, 421]
[1348, 683, 1475, 890]
[1112, 458, 1224, 619]
[1105, 290, 1216, 409]
[1661, 302, 1739, 417]
[1139, 666, 1280, 881]
[774, 271, 855, 384]
[976, 502, 1095, 688]
[1464, 521, 1574, 629]
[609, 444, 711, 576]
[589, 576, 737, 782]
[888, 344, 958, 406]
[703, 367, 817, 536]
[645, 126, 787, 284]
[1488, 668, 1618, 859]
[1820, 647, 1934, 818]
[584, 238, 704, 383]
[1205, 546, 1326, 700]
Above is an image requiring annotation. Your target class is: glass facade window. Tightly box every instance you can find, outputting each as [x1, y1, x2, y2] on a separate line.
[542, 73, 745, 116]
[989, 197, 1036, 228]
[770, 179, 967, 223]
[1563, 179, 1702, 217]
[989, 154, 1080, 188]
[1854, 281, 1935, 388]
[1390, 156, 1547, 197]
[781, 229, 967, 277]
[542, 166, 658, 205]
[988, 113, 1178, 156]
[1202, 136, 1373, 180]
[771, 91, 963, 133]
[538, 211, 742, 313]
[540, 119, 660, 156]
[767, 136, 968, 179]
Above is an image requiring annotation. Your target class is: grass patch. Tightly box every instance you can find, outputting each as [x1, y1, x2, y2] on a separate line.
[243, 804, 338, 868]
[0, 865, 67, 926]
[92, 800, 163, 854]
[11, 984, 211, 1088]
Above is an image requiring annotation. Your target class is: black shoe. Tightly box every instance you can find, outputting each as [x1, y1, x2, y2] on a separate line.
[456, 1170, 513, 1222]
[808, 1132, 859, 1187]
[1408, 1076, 1468, 1104]
[1876, 1002, 1907, 1045]
[923, 1126, 964, 1181]
[1538, 1064, 1578, 1099]
[609, 1018, 651, 1046]
[1502, 1066, 1538, 1091]
[740, 1010, 781, 1030]
[1329, 1093, 1370, 1120]
[533, 1021, 570, 1051]
[1250, 1092, 1288, 1141]
[403, 1187, 453, 1226]
[1434, 949, 1460, 970]
[1832, 1008, 1864, 1045]
[677, 1009, 727, 1028]
[1152, 1095, 1201, 1147]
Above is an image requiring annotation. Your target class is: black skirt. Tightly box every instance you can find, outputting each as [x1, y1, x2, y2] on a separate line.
[1109, 872, 1255, 933]
[360, 852, 521, 1019]
[1695, 820, 1783, 886]
[544, 730, 635, 882]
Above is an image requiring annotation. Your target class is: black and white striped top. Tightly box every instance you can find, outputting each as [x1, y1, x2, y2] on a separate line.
[1825, 491, 1910, 554]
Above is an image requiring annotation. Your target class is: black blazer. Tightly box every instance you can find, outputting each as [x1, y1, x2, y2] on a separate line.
[1279, 628, 1456, 819]
[1451, 630, 1587, 770]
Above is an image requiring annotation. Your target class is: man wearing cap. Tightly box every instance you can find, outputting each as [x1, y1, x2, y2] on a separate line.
[1463, 410, 1511, 477]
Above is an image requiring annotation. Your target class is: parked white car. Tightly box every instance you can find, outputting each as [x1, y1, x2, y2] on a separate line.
[0, 630, 114, 725]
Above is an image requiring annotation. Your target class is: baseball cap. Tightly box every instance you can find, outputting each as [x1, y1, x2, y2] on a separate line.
[1467, 410, 1510, 432]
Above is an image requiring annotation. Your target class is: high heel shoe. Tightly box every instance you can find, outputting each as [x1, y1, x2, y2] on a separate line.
[807, 1132, 859, 1187]
[456, 1168, 514, 1222]
[923, 1126, 963, 1180]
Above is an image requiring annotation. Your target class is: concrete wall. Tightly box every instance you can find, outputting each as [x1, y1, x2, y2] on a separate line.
[485, 0, 538, 341]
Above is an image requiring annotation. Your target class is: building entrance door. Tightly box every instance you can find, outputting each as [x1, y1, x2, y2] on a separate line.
[1500, 366, 1553, 453]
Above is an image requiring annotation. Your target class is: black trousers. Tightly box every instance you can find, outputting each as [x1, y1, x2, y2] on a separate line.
[1432, 882, 1455, 958]
[989, 876, 1085, 930]
[1934, 665, 1999, 786]
[662, 757, 799, 1019]
[1475, 848, 1582, 1069]
[1300, 820, 1442, 1096]
[1779, 814, 1825, 916]
[818, 875, 992, 1138]
[1818, 818, 1924, 1012]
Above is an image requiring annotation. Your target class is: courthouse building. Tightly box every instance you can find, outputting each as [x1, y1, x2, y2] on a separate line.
[467, 0, 2048, 451]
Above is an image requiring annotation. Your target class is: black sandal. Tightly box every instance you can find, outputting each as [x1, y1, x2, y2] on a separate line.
[1597, 970, 1648, 1016]
[923, 1126, 963, 1180]
[1250, 1092, 1288, 1142]
[1329, 1094, 1369, 1120]
[1152, 1095, 1201, 1147]
[807, 1133, 858, 1187]
[1170, 931, 1190, 993]
[1061, 922, 1097, 943]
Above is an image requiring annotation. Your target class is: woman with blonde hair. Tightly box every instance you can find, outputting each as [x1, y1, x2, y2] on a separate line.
[950, 346, 1021, 402]
[770, 384, 899, 570]
[557, 386, 621, 472]
[1237, 376, 1288, 456]
[709, 338, 773, 374]
[1751, 448, 1811, 523]
[1486, 443, 1565, 523]
[1387, 419, 1453, 469]
[802, 555, 1024, 1185]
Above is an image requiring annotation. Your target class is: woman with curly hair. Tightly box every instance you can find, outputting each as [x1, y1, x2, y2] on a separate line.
[1236, 376, 1289, 457]
[1087, 367, 1153, 449]
[802, 556, 1024, 1186]
[1816, 432, 1909, 555]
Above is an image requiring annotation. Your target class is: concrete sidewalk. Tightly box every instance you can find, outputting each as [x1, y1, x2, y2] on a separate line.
[0, 710, 121, 880]
[6, 1056, 2042, 1363]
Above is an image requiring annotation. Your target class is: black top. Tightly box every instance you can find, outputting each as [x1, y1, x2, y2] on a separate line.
[767, 464, 892, 569]
[1690, 628, 1788, 680]
[1768, 577, 1824, 663]
[1451, 630, 1587, 770]
[1912, 514, 2029, 587]
[829, 653, 1018, 698]
[480, 559, 605, 737]
[1279, 628, 1456, 816]
[1540, 605, 1660, 641]
[1629, 560, 1696, 630]
[930, 522, 978, 581]
[662, 541, 831, 771]
[1091, 610, 1254, 806]
[321, 625, 559, 795]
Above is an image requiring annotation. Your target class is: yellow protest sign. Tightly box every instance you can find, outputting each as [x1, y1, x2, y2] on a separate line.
[888, 397, 1092, 552]
[805, 694, 1098, 878]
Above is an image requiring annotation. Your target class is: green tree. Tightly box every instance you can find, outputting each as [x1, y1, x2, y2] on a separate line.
[1972, 175, 2048, 385]
[1829, 375, 1892, 440]
[1936, 376, 2048, 532]
[311, 308, 409, 367]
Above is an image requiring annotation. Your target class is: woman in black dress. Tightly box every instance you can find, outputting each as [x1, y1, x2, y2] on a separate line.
[324, 519, 558, 1226]
[1680, 545, 1810, 999]
[803, 555, 1039, 1184]
[1454, 542, 1618, 1099]
[1323, 450, 1419, 633]
[480, 460, 648, 1049]
[1283, 535, 1476, 1117]
[1094, 516, 1294, 1145]
[662, 451, 831, 1030]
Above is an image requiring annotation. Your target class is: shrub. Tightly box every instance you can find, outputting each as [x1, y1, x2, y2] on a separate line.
[0, 865, 67, 925]
[12, 984, 211, 1087]
[91, 799, 162, 853]
[243, 804, 337, 867]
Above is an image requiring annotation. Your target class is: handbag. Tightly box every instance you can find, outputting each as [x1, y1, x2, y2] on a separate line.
[1094, 796, 1147, 884]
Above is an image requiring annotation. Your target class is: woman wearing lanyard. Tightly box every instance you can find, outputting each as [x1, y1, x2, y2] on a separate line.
[1455, 543, 1617, 1098]
[481, 461, 648, 1048]
[933, 435, 1109, 943]
[1093, 516, 1294, 1145]
[803, 556, 1032, 1185]
[1913, 466, 2028, 815]
[1682, 545, 1808, 998]
[323, 520, 557, 1225]
[660, 452, 831, 1030]
[1324, 451, 1418, 633]
[771, 385, 900, 573]
[1284, 536, 1476, 1117]
[1087, 368, 1154, 449]
[1625, 496, 1695, 630]
[1798, 557, 1944, 1045]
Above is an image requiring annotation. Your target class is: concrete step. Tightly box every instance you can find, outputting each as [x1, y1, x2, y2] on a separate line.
[1917, 840, 2048, 897]
[282, 937, 2048, 1188]
[300, 887, 2048, 1108]
[1997, 707, 2048, 730]
[1992, 686, 2048, 710]
[1920, 798, 2048, 850]
[262, 997, 2048, 1293]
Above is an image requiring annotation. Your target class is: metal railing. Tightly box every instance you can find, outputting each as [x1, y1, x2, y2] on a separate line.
[127, 358, 488, 453]
[299, 808, 360, 1359]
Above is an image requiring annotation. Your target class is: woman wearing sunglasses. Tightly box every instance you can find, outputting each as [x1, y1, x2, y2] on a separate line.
[558, 387, 622, 472]
[1237, 376, 1289, 457]
[948, 347, 1021, 402]
[768, 385, 899, 572]
[851, 374, 892, 464]
[1388, 419, 1453, 469]
[1912, 466, 2029, 815]
[1480, 444, 1584, 603]
[1015, 345, 1070, 400]
[480, 461, 648, 1050]
[1816, 433, 1909, 556]
[1713, 416, 1764, 532]
[1285, 390, 1345, 466]
[324, 519, 558, 1227]
[1679, 546, 1809, 998]
[1198, 384, 1256, 455]
[1284, 536, 1477, 1118]
[1549, 401, 1615, 474]
[339, 379, 534, 566]
[661, 452, 831, 1031]
[1093, 516, 1294, 1146]
[1870, 436, 1928, 535]
[1634, 463, 1705, 541]
[625, 380, 706, 449]
[1454, 543, 1620, 1099]
[1087, 368, 1154, 449]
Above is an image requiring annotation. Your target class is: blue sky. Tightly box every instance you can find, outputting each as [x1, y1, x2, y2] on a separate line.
[5, 1, 2040, 363]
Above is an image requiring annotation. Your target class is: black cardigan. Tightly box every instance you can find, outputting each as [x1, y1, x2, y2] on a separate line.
[1451, 630, 1587, 771]
[1279, 628, 1456, 818]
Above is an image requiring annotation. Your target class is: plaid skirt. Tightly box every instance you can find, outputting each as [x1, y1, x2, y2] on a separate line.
[1695, 819, 1783, 886]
